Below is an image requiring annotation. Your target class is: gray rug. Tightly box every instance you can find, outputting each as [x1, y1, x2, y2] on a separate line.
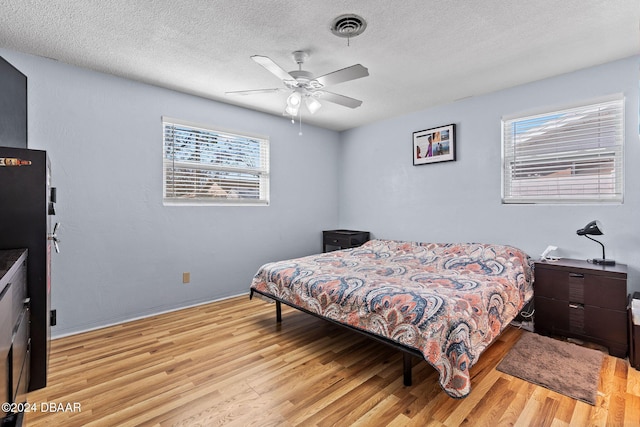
[496, 331, 604, 405]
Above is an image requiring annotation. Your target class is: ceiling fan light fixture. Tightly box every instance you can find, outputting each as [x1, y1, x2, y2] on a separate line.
[305, 96, 322, 114]
[285, 103, 299, 116]
[287, 91, 301, 107]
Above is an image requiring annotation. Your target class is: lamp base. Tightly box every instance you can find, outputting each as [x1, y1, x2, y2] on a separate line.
[592, 258, 616, 266]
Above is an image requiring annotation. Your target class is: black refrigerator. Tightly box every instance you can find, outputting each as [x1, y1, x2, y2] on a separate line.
[0, 146, 56, 391]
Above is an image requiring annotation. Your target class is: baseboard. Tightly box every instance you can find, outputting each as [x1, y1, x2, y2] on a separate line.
[51, 292, 250, 340]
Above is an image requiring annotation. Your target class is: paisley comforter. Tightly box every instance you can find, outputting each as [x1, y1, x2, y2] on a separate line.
[250, 239, 534, 398]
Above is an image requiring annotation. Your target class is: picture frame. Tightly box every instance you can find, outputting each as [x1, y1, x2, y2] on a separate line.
[412, 123, 456, 165]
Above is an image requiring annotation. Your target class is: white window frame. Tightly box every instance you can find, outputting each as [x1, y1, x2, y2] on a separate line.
[163, 117, 269, 206]
[501, 96, 624, 204]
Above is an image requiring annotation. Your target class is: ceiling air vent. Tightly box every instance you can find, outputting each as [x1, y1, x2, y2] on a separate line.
[330, 14, 367, 43]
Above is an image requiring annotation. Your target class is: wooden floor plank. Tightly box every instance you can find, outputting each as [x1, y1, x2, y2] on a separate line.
[22, 295, 640, 426]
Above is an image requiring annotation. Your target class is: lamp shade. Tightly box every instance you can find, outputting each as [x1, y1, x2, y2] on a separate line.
[285, 91, 302, 116]
[576, 220, 603, 236]
[285, 103, 299, 116]
[287, 91, 301, 107]
[576, 220, 614, 265]
[305, 96, 322, 114]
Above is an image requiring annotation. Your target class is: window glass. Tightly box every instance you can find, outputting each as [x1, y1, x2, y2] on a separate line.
[163, 118, 269, 205]
[502, 98, 623, 204]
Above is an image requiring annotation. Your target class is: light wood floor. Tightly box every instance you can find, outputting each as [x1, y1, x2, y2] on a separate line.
[25, 295, 640, 426]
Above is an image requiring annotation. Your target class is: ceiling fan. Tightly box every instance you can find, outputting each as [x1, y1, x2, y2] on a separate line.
[226, 50, 369, 117]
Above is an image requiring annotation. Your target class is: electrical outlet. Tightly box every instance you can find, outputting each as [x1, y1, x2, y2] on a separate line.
[182, 272, 190, 284]
[50, 309, 57, 326]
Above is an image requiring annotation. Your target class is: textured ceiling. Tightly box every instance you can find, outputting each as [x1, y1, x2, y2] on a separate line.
[1, 0, 638, 131]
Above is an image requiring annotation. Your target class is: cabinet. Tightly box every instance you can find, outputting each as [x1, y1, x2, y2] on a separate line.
[322, 230, 370, 253]
[1, 57, 55, 393]
[534, 259, 628, 358]
[0, 147, 55, 391]
[1, 249, 29, 425]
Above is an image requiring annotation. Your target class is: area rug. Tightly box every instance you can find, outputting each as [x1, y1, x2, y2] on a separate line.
[496, 331, 604, 405]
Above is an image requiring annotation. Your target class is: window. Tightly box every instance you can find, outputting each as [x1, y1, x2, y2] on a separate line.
[502, 98, 624, 204]
[163, 118, 269, 205]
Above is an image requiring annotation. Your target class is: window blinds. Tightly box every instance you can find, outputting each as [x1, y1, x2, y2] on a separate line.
[163, 118, 269, 205]
[502, 98, 624, 204]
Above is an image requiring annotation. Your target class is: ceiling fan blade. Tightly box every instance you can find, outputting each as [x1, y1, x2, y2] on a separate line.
[226, 88, 284, 95]
[315, 64, 369, 87]
[251, 55, 293, 82]
[316, 91, 363, 109]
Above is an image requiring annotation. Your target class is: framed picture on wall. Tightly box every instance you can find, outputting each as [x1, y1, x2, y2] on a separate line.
[413, 123, 456, 165]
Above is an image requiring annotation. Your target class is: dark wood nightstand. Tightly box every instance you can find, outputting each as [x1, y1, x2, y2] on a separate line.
[322, 230, 370, 253]
[534, 258, 628, 358]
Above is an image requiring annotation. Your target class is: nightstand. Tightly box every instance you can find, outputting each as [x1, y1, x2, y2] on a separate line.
[322, 230, 370, 253]
[534, 258, 628, 358]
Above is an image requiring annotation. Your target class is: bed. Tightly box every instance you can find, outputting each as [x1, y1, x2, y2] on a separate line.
[249, 239, 534, 398]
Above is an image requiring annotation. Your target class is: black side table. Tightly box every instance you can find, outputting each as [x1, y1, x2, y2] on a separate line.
[534, 258, 628, 357]
[322, 230, 370, 253]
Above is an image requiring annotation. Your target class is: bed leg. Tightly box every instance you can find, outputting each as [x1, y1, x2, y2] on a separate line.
[403, 353, 412, 386]
[276, 300, 282, 323]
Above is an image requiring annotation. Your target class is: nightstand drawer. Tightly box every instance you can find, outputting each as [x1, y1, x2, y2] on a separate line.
[534, 296, 568, 333]
[535, 265, 626, 310]
[322, 230, 369, 253]
[323, 233, 352, 247]
[584, 306, 627, 345]
[535, 298, 627, 346]
[534, 268, 570, 300]
[584, 276, 627, 310]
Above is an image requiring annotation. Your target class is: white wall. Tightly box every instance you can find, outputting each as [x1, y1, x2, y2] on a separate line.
[339, 56, 640, 293]
[0, 49, 341, 337]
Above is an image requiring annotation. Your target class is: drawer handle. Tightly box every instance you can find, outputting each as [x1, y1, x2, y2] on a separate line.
[568, 303, 584, 309]
[569, 273, 584, 278]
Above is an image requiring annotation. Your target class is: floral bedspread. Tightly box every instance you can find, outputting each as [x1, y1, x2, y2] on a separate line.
[250, 239, 534, 398]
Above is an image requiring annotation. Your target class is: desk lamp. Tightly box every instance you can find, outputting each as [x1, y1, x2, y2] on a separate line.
[576, 220, 615, 265]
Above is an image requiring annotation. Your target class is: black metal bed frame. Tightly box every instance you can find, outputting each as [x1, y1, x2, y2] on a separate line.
[250, 288, 424, 386]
